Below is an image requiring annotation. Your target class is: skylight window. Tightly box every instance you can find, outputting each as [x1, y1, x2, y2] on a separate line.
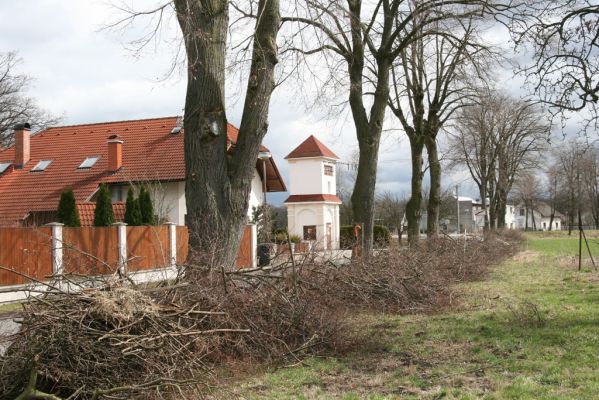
[0, 163, 10, 174]
[78, 156, 100, 169]
[31, 160, 52, 172]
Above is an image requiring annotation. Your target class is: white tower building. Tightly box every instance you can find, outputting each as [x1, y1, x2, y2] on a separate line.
[285, 135, 341, 250]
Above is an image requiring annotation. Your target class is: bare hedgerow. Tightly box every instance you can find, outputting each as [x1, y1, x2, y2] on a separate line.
[0, 229, 522, 399]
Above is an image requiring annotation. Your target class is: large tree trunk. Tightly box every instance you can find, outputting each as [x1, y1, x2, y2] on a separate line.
[478, 184, 489, 230]
[349, 18, 390, 255]
[406, 138, 424, 245]
[496, 188, 507, 229]
[426, 136, 441, 237]
[175, 0, 280, 269]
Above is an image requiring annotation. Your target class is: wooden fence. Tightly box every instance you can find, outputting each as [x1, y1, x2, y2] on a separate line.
[0, 224, 256, 287]
[0, 227, 53, 285]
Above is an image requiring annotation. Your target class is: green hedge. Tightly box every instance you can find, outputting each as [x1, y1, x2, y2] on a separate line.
[339, 225, 391, 249]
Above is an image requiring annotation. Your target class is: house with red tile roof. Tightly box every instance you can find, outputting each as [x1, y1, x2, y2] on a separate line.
[0, 117, 286, 227]
[284, 135, 341, 250]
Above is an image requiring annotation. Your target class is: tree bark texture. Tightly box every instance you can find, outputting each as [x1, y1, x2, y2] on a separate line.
[175, 0, 280, 269]
[426, 135, 441, 237]
[348, 0, 390, 255]
[405, 138, 424, 245]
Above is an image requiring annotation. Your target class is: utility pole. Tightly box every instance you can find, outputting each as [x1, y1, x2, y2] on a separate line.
[577, 156, 583, 271]
[456, 184, 460, 234]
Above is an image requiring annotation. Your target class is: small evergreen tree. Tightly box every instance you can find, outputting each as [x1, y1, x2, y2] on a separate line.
[56, 188, 81, 227]
[138, 186, 156, 225]
[124, 187, 142, 226]
[93, 184, 115, 226]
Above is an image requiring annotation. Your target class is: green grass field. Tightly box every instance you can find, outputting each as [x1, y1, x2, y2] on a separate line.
[212, 235, 599, 399]
[526, 231, 599, 259]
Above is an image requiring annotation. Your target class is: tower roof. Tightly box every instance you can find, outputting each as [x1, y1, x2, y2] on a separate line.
[285, 135, 339, 160]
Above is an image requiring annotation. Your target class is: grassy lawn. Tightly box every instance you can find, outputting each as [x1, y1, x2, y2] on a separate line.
[0, 301, 22, 315]
[213, 235, 599, 399]
[526, 231, 599, 259]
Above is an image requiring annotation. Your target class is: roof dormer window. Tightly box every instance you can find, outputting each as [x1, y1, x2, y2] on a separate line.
[31, 160, 52, 172]
[0, 162, 11, 174]
[78, 156, 100, 169]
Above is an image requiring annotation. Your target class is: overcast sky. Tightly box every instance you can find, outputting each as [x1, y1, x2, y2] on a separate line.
[0, 0, 525, 205]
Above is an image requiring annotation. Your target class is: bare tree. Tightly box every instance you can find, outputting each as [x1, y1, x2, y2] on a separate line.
[546, 164, 559, 230]
[0, 52, 60, 147]
[173, 0, 281, 267]
[109, 2, 282, 267]
[515, 171, 542, 230]
[448, 91, 549, 228]
[551, 139, 585, 234]
[388, 16, 495, 243]
[283, 0, 511, 252]
[375, 190, 408, 238]
[508, 1, 599, 130]
[580, 145, 599, 228]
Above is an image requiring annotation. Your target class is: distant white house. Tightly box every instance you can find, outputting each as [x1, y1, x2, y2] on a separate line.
[514, 202, 563, 231]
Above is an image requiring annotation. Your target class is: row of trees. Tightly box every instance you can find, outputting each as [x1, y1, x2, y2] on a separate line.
[516, 140, 599, 234]
[56, 185, 156, 227]
[76, 0, 599, 262]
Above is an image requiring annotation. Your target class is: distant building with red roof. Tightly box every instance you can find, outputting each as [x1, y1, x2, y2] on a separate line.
[0, 117, 286, 226]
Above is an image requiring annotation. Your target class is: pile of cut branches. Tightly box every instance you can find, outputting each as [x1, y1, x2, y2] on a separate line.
[0, 230, 522, 399]
[0, 286, 248, 399]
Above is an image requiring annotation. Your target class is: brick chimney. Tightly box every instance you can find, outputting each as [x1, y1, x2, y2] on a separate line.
[107, 134, 123, 171]
[14, 123, 31, 168]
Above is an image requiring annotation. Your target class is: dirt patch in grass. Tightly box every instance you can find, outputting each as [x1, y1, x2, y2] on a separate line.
[513, 250, 540, 263]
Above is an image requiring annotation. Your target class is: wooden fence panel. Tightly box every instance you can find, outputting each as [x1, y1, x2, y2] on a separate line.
[127, 226, 170, 271]
[63, 227, 119, 276]
[0, 227, 53, 286]
[236, 225, 253, 269]
[176, 226, 189, 264]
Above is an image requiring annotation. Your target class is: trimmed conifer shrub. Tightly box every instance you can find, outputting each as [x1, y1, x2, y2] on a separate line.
[93, 184, 115, 227]
[56, 188, 81, 227]
[138, 186, 156, 225]
[124, 188, 142, 226]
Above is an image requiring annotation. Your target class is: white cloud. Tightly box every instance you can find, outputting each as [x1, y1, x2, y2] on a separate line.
[0, 0, 520, 204]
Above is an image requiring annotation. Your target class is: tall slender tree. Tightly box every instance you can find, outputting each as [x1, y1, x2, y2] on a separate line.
[56, 188, 81, 227]
[283, 0, 507, 252]
[138, 186, 156, 226]
[94, 184, 115, 227]
[389, 17, 494, 243]
[124, 188, 142, 226]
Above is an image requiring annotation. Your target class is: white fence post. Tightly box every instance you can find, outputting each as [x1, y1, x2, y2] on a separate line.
[113, 222, 127, 274]
[46, 222, 64, 277]
[165, 223, 177, 268]
[250, 224, 257, 269]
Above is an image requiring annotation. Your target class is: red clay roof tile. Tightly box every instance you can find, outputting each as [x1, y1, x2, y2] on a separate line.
[284, 194, 342, 204]
[0, 116, 286, 225]
[285, 135, 339, 160]
[76, 202, 126, 227]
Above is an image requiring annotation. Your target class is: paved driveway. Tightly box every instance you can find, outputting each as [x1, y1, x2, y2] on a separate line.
[0, 314, 21, 355]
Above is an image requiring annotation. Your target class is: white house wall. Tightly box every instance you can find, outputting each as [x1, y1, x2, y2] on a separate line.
[149, 169, 264, 226]
[248, 169, 266, 218]
[287, 202, 340, 250]
[288, 158, 336, 195]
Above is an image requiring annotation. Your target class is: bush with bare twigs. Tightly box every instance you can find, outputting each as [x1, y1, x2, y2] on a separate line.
[0, 230, 522, 399]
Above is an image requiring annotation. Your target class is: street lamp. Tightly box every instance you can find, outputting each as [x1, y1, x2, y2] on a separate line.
[258, 151, 272, 202]
[257, 151, 272, 265]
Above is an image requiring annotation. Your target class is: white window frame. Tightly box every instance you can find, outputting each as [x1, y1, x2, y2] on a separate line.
[78, 156, 100, 169]
[31, 160, 52, 172]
